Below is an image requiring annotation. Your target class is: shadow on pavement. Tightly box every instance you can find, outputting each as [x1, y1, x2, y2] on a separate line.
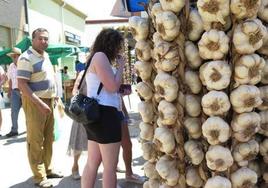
[3, 136, 26, 145]
[132, 156, 146, 167]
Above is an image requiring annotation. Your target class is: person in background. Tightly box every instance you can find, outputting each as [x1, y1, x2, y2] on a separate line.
[0, 65, 7, 136]
[67, 70, 87, 180]
[62, 66, 70, 81]
[6, 47, 22, 137]
[17, 28, 63, 188]
[81, 28, 125, 188]
[75, 56, 85, 78]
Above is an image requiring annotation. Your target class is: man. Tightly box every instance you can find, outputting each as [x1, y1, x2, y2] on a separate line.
[6, 47, 22, 137]
[75, 56, 85, 78]
[17, 28, 63, 188]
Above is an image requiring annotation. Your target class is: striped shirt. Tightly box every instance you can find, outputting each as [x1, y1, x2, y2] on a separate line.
[17, 47, 56, 98]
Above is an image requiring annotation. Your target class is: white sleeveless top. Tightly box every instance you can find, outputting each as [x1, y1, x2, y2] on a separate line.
[85, 71, 120, 109]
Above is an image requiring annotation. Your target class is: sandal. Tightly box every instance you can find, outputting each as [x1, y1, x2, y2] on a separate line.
[72, 171, 81, 180]
[116, 167, 126, 173]
[125, 174, 146, 184]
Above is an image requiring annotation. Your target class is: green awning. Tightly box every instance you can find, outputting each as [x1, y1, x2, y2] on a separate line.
[0, 37, 80, 65]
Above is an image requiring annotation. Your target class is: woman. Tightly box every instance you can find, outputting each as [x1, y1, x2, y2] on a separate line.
[81, 28, 126, 188]
[67, 70, 88, 180]
[0, 66, 7, 136]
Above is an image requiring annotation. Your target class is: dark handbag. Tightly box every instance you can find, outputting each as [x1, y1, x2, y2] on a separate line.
[64, 57, 103, 124]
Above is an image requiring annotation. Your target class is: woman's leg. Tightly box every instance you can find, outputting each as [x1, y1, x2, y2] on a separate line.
[100, 142, 121, 188]
[121, 122, 133, 176]
[72, 152, 81, 173]
[81, 140, 101, 188]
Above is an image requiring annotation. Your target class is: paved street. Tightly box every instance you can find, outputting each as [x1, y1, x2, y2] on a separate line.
[0, 92, 145, 188]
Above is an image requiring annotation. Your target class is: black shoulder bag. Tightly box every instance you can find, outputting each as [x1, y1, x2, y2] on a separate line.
[64, 57, 103, 125]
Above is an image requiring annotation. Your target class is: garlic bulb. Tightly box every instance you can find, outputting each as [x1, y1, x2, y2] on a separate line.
[155, 58, 180, 72]
[184, 117, 202, 139]
[136, 82, 153, 101]
[155, 11, 180, 41]
[185, 41, 202, 69]
[142, 142, 158, 162]
[186, 167, 204, 187]
[188, 8, 204, 41]
[138, 101, 154, 123]
[258, 110, 268, 136]
[154, 127, 176, 154]
[206, 145, 233, 171]
[139, 122, 154, 141]
[231, 0, 261, 19]
[231, 167, 258, 188]
[230, 85, 262, 113]
[260, 139, 268, 164]
[185, 69, 202, 94]
[197, 0, 230, 24]
[204, 176, 231, 188]
[159, 0, 185, 14]
[258, 0, 268, 22]
[233, 18, 267, 54]
[158, 100, 178, 126]
[129, 16, 149, 41]
[135, 40, 152, 62]
[231, 112, 261, 142]
[261, 59, 268, 84]
[144, 161, 160, 180]
[257, 26, 268, 56]
[144, 179, 161, 188]
[154, 71, 179, 102]
[185, 94, 201, 117]
[184, 140, 204, 165]
[203, 16, 232, 31]
[248, 161, 262, 178]
[134, 61, 153, 81]
[199, 61, 231, 90]
[198, 29, 229, 60]
[234, 53, 266, 86]
[201, 91, 231, 116]
[202, 116, 230, 145]
[155, 155, 179, 186]
[233, 139, 259, 167]
[258, 86, 268, 111]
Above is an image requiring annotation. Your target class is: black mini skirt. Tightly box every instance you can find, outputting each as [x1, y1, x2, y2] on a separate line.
[83, 105, 122, 144]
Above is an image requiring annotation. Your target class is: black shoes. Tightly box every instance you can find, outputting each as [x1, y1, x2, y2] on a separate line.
[6, 132, 18, 137]
[47, 172, 64, 179]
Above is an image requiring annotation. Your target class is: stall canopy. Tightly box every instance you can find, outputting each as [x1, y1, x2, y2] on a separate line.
[0, 37, 80, 65]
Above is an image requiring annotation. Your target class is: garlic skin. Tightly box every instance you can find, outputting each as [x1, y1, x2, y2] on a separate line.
[129, 16, 149, 41]
[260, 139, 268, 164]
[154, 127, 176, 154]
[158, 100, 178, 126]
[202, 116, 230, 145]
[203, 16, 232, 32]
[185, 41, 202, 69]
[233, 140, 259, 167]
[206, 145, 233, 171]
[202, 90, 231, 116]
[185, 69, 202, 94]
[134, 61, 153, 81]
[155, 11, 180, 41]
[186, 167, 204, 187]
[135, 40, 152, 62]
[231, 112, 261, 142]
[144, 161, 159, 180]
[230, 85, 262, 113]
[199, 61, 231, 90]
[143, 179, 161, 188]
[138, 101, 154, 123]
[155, 58, 180, 72]
[197, 0, 230, 25]
[231, 0, 261, 19]
[184, 117, 202, 139]
[142, 142, 158, 162]
[231, 167, 258, 188]
[204, 176, 231, 188]
[184, 140, 204, 165]
[185, 94, 201, 117]
[258, 110, 268, 136]
[198, 29, 229, 60]
[154, 72, 179, 102]
[136, 82, 153, 101]
[258, 86, 268, 111]
[233, 18, 267, 54]
[188, 8, 204, 41]
[159, 0, 185, 14]
[258, 0, 268, 22]
[248, 161, 262, 178]
[155, 155, 179, 186]
[139, 122, 154, 141]
[261, 59, 268, 84]
[234, 53, 266, 86]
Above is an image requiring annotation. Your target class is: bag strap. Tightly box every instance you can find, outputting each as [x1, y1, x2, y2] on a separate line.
[77, 56, 103, 95]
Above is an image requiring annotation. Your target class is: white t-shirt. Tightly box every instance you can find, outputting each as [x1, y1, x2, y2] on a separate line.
[7, 63, 18, 89]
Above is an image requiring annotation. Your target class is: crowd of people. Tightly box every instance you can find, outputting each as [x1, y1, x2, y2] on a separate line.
[0, 27, 144, 188]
